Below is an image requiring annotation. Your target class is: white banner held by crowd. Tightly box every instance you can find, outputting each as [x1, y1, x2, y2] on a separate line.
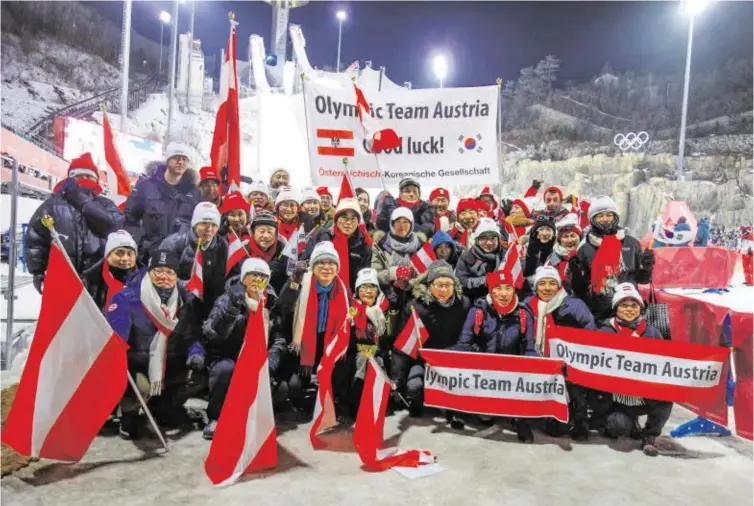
[303, 80, 499, 188]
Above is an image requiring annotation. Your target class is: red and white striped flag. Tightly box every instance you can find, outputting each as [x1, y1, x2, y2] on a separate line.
[499, 238, 524, 289]
[226, 229, 248, 276]
[210, 14, 241, 192]
[393, 306, 429, 359]
[205, 300, 277, 486]
[310, 319, 351, 449]
[186, 248, 204, 299]
[2, 233, 128, 462]
[101, 109, 132, 209]
[354, 357, 435, 471]
[353, 84, 401, 154]
[410, 241, 437, 275]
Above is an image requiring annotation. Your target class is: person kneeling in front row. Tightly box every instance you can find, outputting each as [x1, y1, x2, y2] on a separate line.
[599, 283, 673, 457]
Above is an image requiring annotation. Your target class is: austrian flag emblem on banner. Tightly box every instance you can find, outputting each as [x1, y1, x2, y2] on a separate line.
[317, 129, 355, 157]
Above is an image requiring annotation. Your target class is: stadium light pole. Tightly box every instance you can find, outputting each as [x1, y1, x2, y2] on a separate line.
[159, 11, 171, 75]
[119, 0, 132, 131]
[433, 54, 448, 88]
[336, 10, 346, 73]
[166, 0, 180, 143]
[677, 0, 712, 181]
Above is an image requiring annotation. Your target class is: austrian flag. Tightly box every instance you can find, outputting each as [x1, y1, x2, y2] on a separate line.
[353, 84, 401, 154]
[394, 306, 429, 359]
[186, 248, 204, 299]
[410, 242, 437, 275]
[317, 129, 355, 157]
[226, 231, 248, 276]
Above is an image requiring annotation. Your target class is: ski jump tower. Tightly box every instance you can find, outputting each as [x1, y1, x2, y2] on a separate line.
[265, 0, 309, 66]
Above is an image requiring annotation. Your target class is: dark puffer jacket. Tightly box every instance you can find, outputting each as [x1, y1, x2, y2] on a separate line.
[201, 282, 286, 372]
[82, 258, 139, 311]
[123, 165, 201, 263]
[106, 270, 197, 363]
[570, 230, 652, 322]
[375, 195, 435, 237]
[454, 298, 536, 356]
[302, 225, 373, 291]
[455, 245, 505, 301]
[25, 179, 123, 277]
[159, 229, 228, 322]
[599, 317, 663, 339]
[523, 218, 556, 277]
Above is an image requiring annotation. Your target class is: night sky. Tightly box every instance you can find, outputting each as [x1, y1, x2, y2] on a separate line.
[90, 1, 753, 88]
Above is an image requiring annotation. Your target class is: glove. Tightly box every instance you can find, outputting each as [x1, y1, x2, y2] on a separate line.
[386, 287, 399, 306]
[33, 274, 44, 294]
[60, 179, 92, 209]
[531, 179, 542, 191]
[389, 390, 405, 408]
[467, 277, 487, 289]
[641, 250, 656, 269]
[186, 353, 205, 371]
[292, 261, 308, 284]
[396, 265, 413, 281]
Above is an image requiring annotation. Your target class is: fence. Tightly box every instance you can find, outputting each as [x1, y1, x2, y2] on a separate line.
[2, 155, 20, 370]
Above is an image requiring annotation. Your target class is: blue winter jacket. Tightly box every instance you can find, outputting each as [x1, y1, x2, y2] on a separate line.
[454, 298, 537, 356]
[694, 219, 710, 247]
[106, 270, 198, 362]
[123, 165, 201, 262]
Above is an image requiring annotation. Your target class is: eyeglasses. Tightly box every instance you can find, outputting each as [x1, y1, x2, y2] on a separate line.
[478, 236, 499, 243]
[151, 268, 177, 278]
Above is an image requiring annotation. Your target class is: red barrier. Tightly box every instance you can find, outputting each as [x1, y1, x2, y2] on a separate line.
[640, 286, 754, 440]
[650, 247, 738, 289]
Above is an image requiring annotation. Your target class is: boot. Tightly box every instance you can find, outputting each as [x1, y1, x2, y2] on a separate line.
[408, 401, 424, 418]
[119, 411, 143, 440]
[515, 420, 534, 443]
[641, 436, 659, 457]
[202, 420, 217, 441]
[570, 421, 590, 441]
[544, 419, 570, 437]
[445, 411, 464, 430]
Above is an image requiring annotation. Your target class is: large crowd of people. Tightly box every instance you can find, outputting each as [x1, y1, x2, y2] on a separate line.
[26, 142, 693, 457]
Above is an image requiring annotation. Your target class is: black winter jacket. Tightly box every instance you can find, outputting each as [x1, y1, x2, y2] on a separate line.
[523, 219, 556, 278]
[570, 230, 653, 322]
[376, 195, 435, 237]
[25, 179, 123, 277]
[201, 283, 286, 371]
[123, 165, 201, 263]
[82, 258, 138, 311]
[301, 226, 372, 291]
[455, 245, 505, 301]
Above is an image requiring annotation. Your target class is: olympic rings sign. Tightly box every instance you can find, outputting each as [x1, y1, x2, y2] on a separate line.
[613, 131, 649, 151]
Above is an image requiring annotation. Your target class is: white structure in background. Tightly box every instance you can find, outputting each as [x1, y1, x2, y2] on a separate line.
[177, 33, 205, 110]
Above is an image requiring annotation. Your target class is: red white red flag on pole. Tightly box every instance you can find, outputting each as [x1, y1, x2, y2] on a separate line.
[2, 235, 129, 461]
[421, 349, 569, 422]
[410, 241, 438, 275]
[210, 14, 241, 192]
[353, 84, 401, 154]
[393, 306, 429, 359]
[310, 320, 351, 449]
[499, 239, 524, 289]
[226, 230, 249, 276]
[186, 249, 204, 300]
[205, 301, 277, 486]
[101, 109, 132, 209]
[354, 357, 435, 471]
[548, 326, 729, 405]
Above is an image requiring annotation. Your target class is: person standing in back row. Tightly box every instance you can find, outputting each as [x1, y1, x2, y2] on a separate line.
[124, 143, 201, 265]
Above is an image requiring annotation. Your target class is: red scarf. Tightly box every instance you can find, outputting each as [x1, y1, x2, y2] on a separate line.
[434, 210, 452, 232]
[351, 299, 370, 340]
[278, 218, 299, 241]
[610, 317, 647, 337]
[102, 262, 125, 308]
[297, 276, 349, 367]
[332, 227, 351, 292]
[555, 250, 577, 282]
[396, 198, 419, 209]
[492, 294, 519, 316]
[248, 238, 277, 263]
[591, 234, 622, 294]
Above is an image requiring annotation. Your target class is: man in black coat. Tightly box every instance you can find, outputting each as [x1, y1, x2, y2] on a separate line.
[123, 142, 201, 265]
[25, 153, 123, 293]
[455, 218, 506, 302]
[375, 177, 435, 237]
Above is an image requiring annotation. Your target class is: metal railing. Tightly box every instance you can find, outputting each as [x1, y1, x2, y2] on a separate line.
[2, 155, 19, 370]
[26, 73, 167, 143]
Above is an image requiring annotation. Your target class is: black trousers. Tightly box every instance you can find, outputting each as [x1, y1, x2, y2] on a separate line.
[607, 400, 673, 438]
[567, 384, 614, 426]
[122, 352, 188, 421]
[391, 351, 425, 405]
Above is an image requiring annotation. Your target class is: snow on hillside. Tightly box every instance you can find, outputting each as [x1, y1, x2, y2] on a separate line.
[1, 33, 121, 131]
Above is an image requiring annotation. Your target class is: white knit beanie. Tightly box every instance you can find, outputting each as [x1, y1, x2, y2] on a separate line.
[300, 187, 320, 205]
[533, 266, 562, 287]
[104, 230, 137, 257]
[310, 241, 340, 271]
[247, 181, 269, 197]
[390, 207, 414, 234]
[474, 217, 501, 240]
[334, 197, 361, 219]
[241, 257, 271, 280]
[612, 282, 644, 309]
[355, 268, 379, 290]
[275, 189, 300, 208]
[164, 142, 192, 163]
[588, 196, 619, 220]
[191, 202, 221, 228]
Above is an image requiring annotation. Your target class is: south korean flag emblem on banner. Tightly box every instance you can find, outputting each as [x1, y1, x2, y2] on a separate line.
[458, 134, 483, 154]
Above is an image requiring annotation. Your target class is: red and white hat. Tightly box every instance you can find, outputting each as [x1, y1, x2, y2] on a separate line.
[67, 153, 100, 181]
[612, 282, 644, 309]
[487, 268, 515, 290]
[543, 186, 564, 200]
[218, 191, 250, 215]
[429, 188, 450, 202]
[199, 166, 220, 184]
[556, 213, 583, 238]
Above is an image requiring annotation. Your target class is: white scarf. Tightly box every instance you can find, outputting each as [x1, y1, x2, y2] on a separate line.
[534, 289, 568, 356]
[365, 293, 388, 337]
[140, 276, 180, 397]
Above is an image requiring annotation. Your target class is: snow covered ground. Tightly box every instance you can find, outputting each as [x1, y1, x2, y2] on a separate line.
[1, 405, 751, 506]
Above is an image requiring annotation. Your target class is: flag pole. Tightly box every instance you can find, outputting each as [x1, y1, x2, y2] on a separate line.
[299, 73, 315, 185]
[496, 77, 503, 209]
[40, 216, 169, 452]
[352, 78, 388, 191]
